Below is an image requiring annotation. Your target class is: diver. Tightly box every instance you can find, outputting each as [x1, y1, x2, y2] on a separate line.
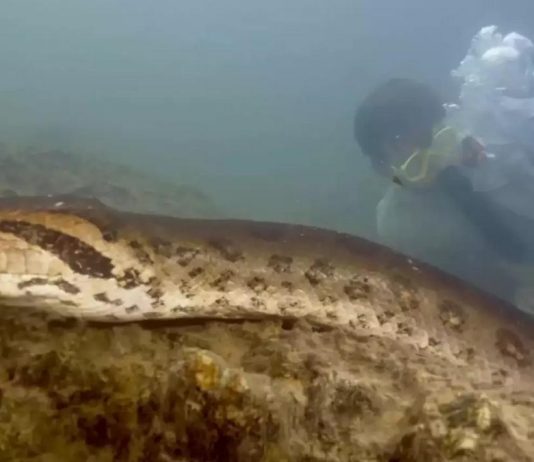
[354, 77, 527, 263]
[353, 77, 529, 303]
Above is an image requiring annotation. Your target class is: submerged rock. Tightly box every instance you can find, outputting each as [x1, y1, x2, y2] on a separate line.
[0, 148, 221, 219]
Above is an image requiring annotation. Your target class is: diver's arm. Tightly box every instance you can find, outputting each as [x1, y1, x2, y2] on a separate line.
[435, 166, 528, 263]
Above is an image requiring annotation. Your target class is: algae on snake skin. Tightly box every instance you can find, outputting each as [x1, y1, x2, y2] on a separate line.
[0, 308, 532, 461]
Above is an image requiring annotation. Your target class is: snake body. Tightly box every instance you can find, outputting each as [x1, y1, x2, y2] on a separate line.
[0, 195, 534, 388]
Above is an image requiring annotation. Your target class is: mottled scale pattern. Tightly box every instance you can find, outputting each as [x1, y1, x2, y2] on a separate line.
[0, 195, 533, 391]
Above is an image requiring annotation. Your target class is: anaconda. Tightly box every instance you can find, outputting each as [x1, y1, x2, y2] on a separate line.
[0, 194, 533, 391]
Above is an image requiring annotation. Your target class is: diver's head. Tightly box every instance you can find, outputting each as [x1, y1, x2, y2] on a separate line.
[354, 78, 446, 178]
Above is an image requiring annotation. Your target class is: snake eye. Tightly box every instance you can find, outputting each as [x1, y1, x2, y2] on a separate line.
[101, 229, 118, 242]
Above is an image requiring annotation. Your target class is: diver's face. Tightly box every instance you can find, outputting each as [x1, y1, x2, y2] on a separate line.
[377, 137, 420, 176]
[386, 137, 419, 164]
[374, 128, 433, 179]
[384, 128, 432, 166]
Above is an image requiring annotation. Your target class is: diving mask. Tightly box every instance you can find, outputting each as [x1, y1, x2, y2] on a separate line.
[390, 125, 483, 188]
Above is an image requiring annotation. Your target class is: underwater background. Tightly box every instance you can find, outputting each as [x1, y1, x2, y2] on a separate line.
[3, 4, 534, 460]
[0, 0, 533, 242]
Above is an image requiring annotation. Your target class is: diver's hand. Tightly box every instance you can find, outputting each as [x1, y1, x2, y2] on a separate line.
[460, 136, 487, 167]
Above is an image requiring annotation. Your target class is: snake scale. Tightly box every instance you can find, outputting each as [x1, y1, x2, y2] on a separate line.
[0, 195, 533, 389]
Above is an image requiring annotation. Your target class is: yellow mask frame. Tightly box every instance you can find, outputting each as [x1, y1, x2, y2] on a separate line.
[391, 125, 462, 188]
